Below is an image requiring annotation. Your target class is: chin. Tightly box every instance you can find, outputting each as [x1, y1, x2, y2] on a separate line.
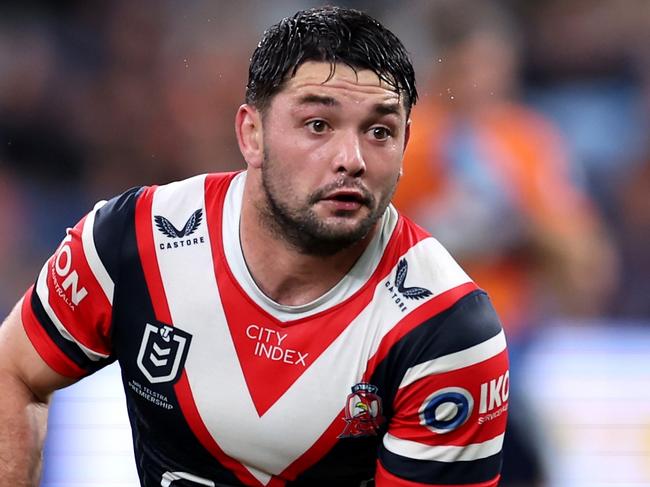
[322, 219, 367, 236]
[324, 220, 375, 242]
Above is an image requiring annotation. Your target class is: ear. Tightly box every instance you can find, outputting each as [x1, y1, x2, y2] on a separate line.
[235, 104, 264, 169]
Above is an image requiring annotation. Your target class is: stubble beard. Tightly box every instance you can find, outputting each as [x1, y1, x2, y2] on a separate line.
[259, 152, 397, 257]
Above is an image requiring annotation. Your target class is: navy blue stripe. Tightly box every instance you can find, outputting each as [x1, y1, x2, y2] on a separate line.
[93, 186, 145, 286]
[111, 195, 245, 487]
[288, 436, 378, 486]
[29, 287, 113, 373]
[369, 291, 502, 420]
[379, 447, 502, 484]
[400, 291, 502, 363]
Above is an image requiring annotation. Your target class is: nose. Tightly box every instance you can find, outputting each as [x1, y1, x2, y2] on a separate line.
[332, 130, 366, 177]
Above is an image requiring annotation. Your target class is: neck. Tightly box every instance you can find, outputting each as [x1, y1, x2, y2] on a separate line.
[239, 177, 378, 307]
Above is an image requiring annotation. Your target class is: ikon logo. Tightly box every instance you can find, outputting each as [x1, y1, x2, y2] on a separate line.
[479, 371, 510, 414]
[53, 232, 88, 306]
[136, 322, 192, 384]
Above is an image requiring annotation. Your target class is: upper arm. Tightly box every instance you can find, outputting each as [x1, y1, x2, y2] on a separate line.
[376, 292, 508, 487]
[7, 187, 142, 387]
[0, 300, 76, 402]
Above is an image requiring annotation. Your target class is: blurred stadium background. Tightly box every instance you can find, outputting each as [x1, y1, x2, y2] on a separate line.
[1, 1, 649, 486]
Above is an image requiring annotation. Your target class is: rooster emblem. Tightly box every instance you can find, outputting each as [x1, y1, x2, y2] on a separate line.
[339, 383, 384, 438]
[154, 209, 203, 238]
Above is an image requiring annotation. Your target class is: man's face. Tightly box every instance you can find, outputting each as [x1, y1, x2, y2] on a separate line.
[258, 61, 409, 255]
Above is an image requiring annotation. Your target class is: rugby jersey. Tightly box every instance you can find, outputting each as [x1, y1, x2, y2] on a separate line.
[22, 171, 508, 486]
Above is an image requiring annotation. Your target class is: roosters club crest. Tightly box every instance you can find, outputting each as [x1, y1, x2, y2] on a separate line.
[339, 383, 384, 438]
[136, 322, 192, 384]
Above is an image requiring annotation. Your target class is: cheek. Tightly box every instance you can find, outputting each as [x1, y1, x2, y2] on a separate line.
[267, 130, 319, 169]
[265, 145, 316, 196]
[367, 146, 403, 181]
[366, 153, 403, 203]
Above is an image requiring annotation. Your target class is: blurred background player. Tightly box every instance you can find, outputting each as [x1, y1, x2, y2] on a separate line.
[394, 0, 619, 336]
[392, 2, 619, 485]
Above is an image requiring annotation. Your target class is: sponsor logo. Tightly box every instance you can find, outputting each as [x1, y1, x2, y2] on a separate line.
[384, 259, 432, 312]
[155, 209, 203, 238]
[127, 379, 174, 410]
[478, 371, 509, 424]
[246, 324, 308, 366]
[339, 382, 385, 438]
[395, 259, 433, 300]
[51, 231, 88, 310]
[155, 209, 205, 250]
[136, 322, 192, 384]
[419, 387, 474, 434]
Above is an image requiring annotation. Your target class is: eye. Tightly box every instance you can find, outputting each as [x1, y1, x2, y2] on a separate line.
[306, 119, 330, 134]
[370, 126, 392, 141]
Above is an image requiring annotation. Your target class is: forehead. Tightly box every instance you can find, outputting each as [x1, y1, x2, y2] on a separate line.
[279, 61, 402, 106]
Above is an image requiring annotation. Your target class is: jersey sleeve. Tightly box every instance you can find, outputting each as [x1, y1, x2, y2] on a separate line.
[376, 291, 508, 487]
[21, 187, 143, 378]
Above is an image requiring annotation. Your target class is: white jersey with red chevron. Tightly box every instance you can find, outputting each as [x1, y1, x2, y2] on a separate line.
[22, 171, 508, 487]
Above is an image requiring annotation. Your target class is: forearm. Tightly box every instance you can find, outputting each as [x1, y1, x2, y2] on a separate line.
[0, 371, 50, 487]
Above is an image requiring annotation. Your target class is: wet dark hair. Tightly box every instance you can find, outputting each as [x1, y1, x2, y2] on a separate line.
[246, 6, 418, 115]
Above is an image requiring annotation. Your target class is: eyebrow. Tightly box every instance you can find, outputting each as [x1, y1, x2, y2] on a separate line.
[297, 94, 340, 107]
[296, 94, 402, 118]
[372, 102, 402, 118]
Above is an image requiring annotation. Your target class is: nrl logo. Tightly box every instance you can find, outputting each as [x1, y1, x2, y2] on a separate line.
[136, 322, 192, 384]
[394, 259, 432, 300]
[155, 209, 203, 239]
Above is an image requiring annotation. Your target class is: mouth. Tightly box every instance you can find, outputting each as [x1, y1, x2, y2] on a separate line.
[319, 189, 370, 213]
[322, 190, 367, 204]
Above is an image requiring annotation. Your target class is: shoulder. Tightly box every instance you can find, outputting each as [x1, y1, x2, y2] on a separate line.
[370, 212, 503, 367]
[390, 213, 472, 297]
[138, 172, 241, 211]
[375, 288, 503, 379]
[409, 290, 503, 364]
[91, 171, 239, 271]
[93, 186, 144, 233]
[375, 213, 504, 371]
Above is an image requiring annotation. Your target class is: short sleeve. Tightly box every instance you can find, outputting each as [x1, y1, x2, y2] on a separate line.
[376, 292, 508, 486]
[21, 187, 142, 378]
